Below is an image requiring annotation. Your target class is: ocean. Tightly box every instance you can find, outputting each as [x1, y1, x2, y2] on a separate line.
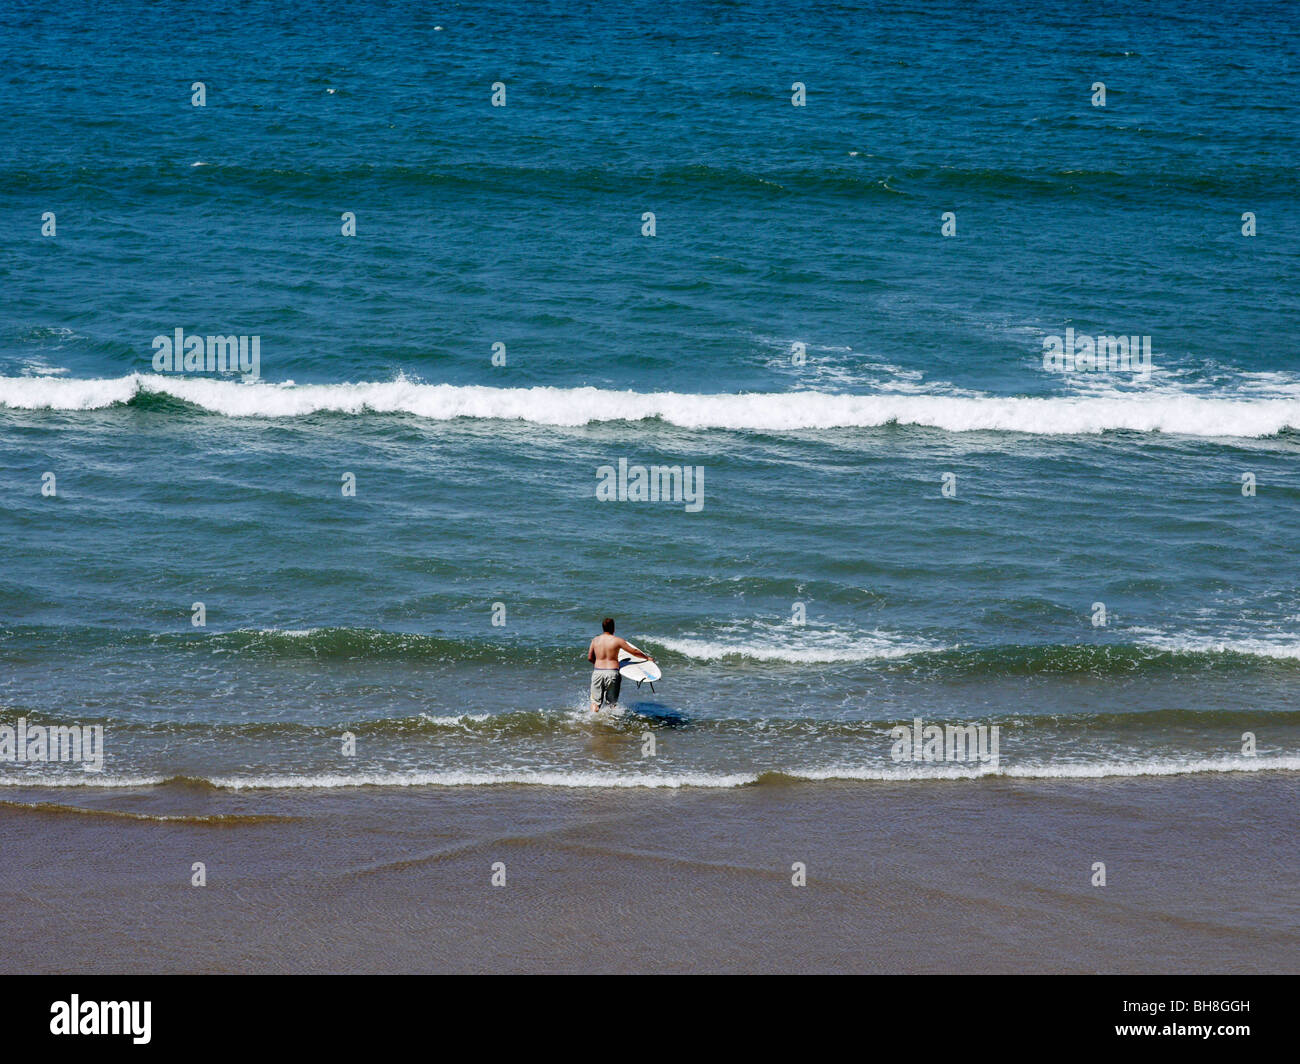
[0, 0, 1297, 972]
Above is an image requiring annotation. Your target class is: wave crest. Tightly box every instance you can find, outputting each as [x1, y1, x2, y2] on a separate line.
[3, 374, 1300, 437]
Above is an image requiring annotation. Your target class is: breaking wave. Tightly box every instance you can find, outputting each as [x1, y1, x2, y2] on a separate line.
[3, 374, 1300, 438]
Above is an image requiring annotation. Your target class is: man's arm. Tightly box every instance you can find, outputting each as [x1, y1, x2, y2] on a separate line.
[587, 639, 596, 664]
[618, 637, 653, 662]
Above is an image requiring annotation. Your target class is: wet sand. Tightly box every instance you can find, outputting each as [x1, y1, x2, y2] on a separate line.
[1, 774, 1296, 973]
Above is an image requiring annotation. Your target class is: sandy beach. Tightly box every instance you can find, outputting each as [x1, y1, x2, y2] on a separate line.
[2, 773, 1294, 974]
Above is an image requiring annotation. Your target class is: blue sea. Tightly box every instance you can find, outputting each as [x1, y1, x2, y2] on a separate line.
[2, 0, 1299, 791]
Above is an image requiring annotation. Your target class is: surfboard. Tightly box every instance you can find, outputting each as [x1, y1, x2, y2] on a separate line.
[618, 651, 662, 689]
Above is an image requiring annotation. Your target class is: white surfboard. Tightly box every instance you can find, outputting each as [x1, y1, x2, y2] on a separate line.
[618, 651, 662, 688]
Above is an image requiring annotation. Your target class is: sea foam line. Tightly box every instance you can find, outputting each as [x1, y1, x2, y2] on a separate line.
[1, 755, 1296, 789]
[649, 630, 941, 662]
[3, 374, 1300, 437]
[791, 754, 1300, 781]
[1135, 633, 1300, 660]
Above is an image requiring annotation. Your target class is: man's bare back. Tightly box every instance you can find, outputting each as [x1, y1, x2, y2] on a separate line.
[588, 632, 643, 670]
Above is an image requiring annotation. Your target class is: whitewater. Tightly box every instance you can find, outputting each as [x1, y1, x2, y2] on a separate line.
[3, 374, 1300, 438]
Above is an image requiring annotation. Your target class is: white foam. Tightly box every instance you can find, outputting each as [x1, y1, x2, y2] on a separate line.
[1136, 633, 1300, 660]
[1, 755, 1296, 789]
[790, 754, 1300, 782]
[417, 713, 492, 726]
[3, 374, 1299, 437]
[1001, 755, 1300, 778]
[563, 696, 632, 722]
[18, 360, 70, 377]
[0, 375, 140, 410]
[650, 623, 941, 663]
[0, 773, 170, 788]
[202, 770, 759, 789]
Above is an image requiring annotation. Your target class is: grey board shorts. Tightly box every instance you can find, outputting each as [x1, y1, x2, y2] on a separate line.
[590, 668, 622, 707]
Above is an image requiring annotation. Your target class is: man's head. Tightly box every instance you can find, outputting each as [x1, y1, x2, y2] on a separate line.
[602, 617, 615, 633]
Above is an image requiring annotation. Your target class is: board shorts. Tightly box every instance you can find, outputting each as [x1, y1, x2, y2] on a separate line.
[590, 668, 622, 708]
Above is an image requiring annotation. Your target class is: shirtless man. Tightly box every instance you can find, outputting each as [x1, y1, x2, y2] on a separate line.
[587, 617, 654, 713]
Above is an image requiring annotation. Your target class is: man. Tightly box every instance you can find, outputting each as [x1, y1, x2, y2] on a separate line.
[587, 617, 654, 713]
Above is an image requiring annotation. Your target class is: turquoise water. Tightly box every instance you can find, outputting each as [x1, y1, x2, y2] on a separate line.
[1, 0, 1298, 787]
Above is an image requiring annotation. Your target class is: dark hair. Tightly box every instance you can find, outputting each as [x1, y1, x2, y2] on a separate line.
[602, 617, 615, 633]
